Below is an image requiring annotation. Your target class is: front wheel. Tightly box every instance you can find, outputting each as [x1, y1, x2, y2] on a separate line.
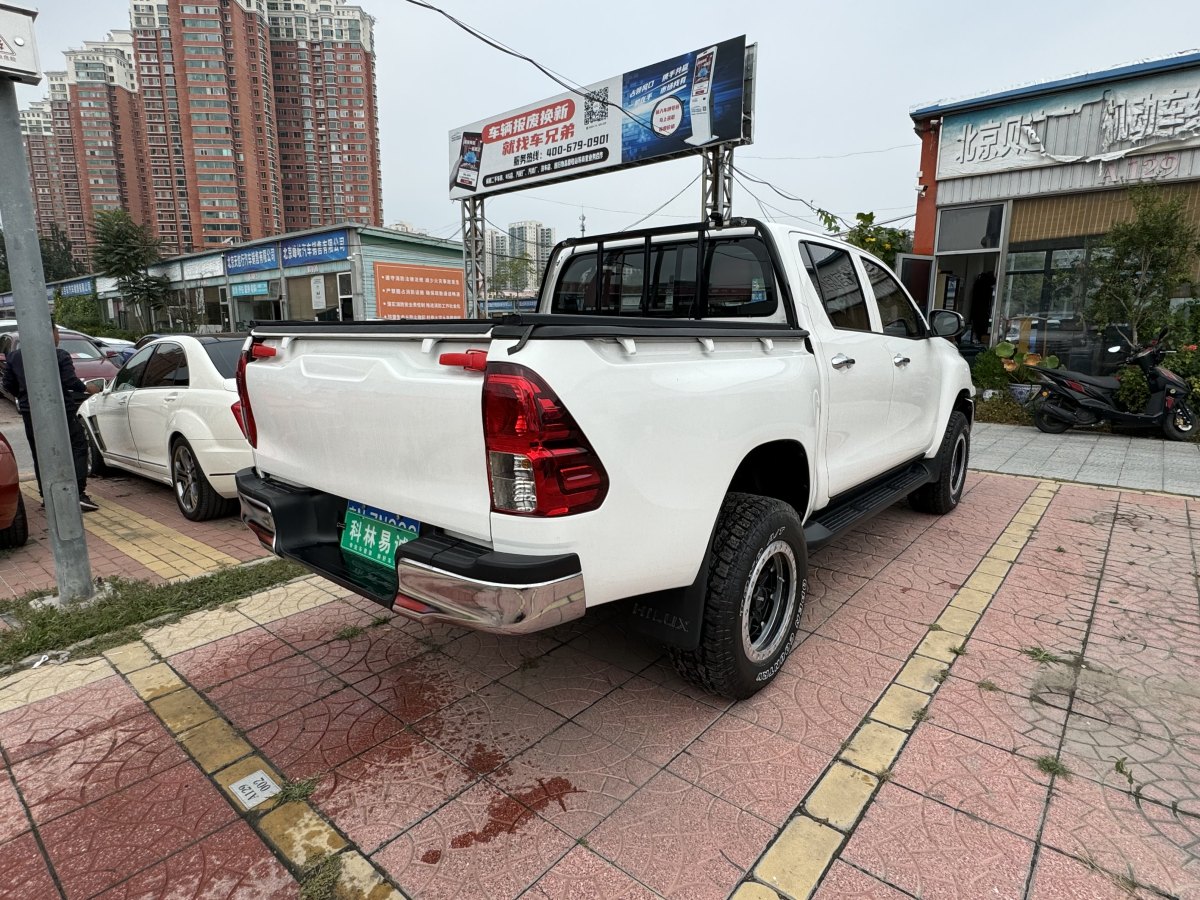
[1163, 401, 1196, 441]
[85, 425, 111, 477]
[171, 438, 235, 521]
[670, 493, 808, 700]
[909, 410, 970, 515]
[1033, 396, 1072, 434]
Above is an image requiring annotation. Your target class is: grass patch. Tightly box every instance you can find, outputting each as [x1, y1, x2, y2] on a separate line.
[334, 626, 364, 641]
[976, 679, 1000, 692]
[949, 644, 968, 656]
[299, 853, 343, 900]
[927, 623, 945, 632]
[932, 668, 949, 685]
[877, 767, 895, 783]
[912, 706, 931, 724]
[1036, 755, 1071, 777]
[1021, 646, 1067, 665]
[974, 392, 1033, 426]
[278, 775, 320, 804]
[369, 616, 391, 628]
[0, 559, 305, 669]
[1112, 756, 1136, 789]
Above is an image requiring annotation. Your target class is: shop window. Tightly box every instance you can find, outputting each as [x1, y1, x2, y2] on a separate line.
[937, 205, 1004, 252]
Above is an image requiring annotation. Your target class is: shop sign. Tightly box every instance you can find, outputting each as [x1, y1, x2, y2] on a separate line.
[225, 244, 279, 275]
[449, 36, 751, 199]
[281, 230, 349, 267]
[311, 275, 327, 311]
[231, 281, 269, 298]
[183, 255, 223, 280]
[58, 278, 95, 297]
[938, 66, 1200, 180]
[374, 262, 465, 319]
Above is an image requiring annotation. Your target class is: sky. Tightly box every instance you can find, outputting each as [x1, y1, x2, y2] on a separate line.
[19, 0, 1200, 242]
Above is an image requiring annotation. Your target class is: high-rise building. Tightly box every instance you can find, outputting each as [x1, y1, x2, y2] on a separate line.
[507, 220, 555, 291]
[20, 100, 68, 242]
[22, 0, 382, 264]
[484, 228, 508, 287]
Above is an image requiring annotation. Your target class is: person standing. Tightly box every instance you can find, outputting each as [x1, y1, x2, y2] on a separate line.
[2, 324, 101, 511]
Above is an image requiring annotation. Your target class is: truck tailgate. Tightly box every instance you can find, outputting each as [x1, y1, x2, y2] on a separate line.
[246, 335, 493, 544]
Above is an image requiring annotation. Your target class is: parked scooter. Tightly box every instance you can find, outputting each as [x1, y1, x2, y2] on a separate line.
[1029, 328, 1196, 441]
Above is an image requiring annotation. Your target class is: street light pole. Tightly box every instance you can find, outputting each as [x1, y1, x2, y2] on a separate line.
[0, 75, 93, 601]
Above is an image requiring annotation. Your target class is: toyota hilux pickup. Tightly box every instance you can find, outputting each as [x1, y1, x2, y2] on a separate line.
[235, 219, 974, 698]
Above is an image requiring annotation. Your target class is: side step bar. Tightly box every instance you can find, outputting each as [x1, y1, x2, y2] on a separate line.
[804, 461, 933, 551]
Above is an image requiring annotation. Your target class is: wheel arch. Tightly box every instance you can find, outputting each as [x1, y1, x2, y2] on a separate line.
[725, 439, 812, 522]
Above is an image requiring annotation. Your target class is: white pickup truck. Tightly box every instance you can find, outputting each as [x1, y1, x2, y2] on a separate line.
[235, 219, 974, 698]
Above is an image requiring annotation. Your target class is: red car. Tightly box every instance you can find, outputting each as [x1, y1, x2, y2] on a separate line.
[0, 430, 28, 548]
[0, 329, 121, 402]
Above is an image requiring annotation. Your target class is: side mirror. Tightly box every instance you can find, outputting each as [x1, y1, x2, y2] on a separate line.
[929, 309, 965, 339]
[85, 377, 108, 393]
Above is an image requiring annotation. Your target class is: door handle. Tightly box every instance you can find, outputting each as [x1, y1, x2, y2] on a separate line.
[164, 393, 180, 404]
[893, 354, 911, 367]
[831, 354, 855, 370]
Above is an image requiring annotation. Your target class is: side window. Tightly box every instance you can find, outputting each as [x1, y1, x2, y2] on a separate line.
[863, 259, 924, 338]
[141, 343, 188, 388]
[706, 237, 778, 318]
[114, 346, 154, 392]
[551, 252, 597, 313]
[800, 242, 872, 331]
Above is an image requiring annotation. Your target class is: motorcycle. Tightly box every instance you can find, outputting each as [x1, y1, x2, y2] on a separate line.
[1028, 328, 1196, 441]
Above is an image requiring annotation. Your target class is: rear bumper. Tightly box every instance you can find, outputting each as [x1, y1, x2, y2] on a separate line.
[235, 468, 585, 635]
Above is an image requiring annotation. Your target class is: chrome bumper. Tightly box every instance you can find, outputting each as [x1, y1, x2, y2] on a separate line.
[395, 558, 586, 635]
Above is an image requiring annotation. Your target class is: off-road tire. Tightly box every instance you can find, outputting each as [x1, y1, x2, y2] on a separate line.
[0, 495, 29, 549]
[171, 437, 235, 521]
[85, 425, 110, 477]
[1163, 400, 1196, 441]
[670, 493, 807, 700]
[909, 410, 970, 515]
[1032, 397, 1072, 434]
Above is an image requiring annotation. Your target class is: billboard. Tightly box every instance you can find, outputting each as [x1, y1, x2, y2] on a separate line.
[281, 230, 349, 267]
[226, 244, 279, 275]
[374, 262, 466, 320]
[449, 36, 751, 199]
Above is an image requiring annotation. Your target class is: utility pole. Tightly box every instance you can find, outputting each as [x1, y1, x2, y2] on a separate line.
[0, 5, 93, 601]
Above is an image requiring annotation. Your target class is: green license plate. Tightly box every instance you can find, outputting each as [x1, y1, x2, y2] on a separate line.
[340, 501, 419, 568]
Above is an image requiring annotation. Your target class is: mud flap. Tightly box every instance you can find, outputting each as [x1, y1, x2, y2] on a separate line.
[626, 543, 713, 651]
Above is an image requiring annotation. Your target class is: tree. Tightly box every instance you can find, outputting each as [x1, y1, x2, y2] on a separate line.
[492, 253, 537, 293]
[840, 212, 912, 269]
[91, 209, 171, 330]
[1086, 186, 1200, 345]
[40, 225, 85, 283]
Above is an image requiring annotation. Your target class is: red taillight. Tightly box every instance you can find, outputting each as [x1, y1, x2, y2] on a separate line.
[482, 363, 608, 516]
[235, 340, 261, 448]
[1065, 379, 1085, 393]
[232, 399, 245, 435]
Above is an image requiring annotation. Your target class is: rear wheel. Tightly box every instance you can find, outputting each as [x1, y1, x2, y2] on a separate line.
[910, 411, 970, 515]
[171, 438, 235, 521]
[85, 425, 110, 477]
[0, 495, 28, 549]
[1163, 401, 1196, 441]
[1033, 396, 1072, 434]
[670, 493, 807, 700]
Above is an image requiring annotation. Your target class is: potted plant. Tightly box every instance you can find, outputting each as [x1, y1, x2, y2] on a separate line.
[994, 341, 1061, 404]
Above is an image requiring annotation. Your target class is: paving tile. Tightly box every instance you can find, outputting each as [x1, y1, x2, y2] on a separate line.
[490, 720, 658, 839]
[356, 651, 492, 724]
[1095, 585, 1200, 626]
[526, 845, 659, 900]
[1001, 563, 1099, 604]
[893, 724, 1051, 838]
[264, 598, 380, 651]
[0, 832, 59, 900]
[12, 711, 186, 824]
[414, 682, 566, 776]
[638, 658, 736, 712]
[204, 652, 345, 731]
[587, 770, 776, 900]
[39, 761, 236, 899]
[235, 578, 341, 626]
[313, 729, 475, 854]
[372, 779, 574, 900]
[304, 622, 427, 683]
[168, 626, 298, 690]
[845, 580, 952, 626]
[1088, 603, 1200, 655]
[811, 546, 893, 579]
[572, 675, 720, 766]
[929, 674, 1067, 759]
[783, 634, 901, 703]
[440, 630, 566, 680]
[667, 714, 826, 825]
[1084, 632, 1200, 686]
[1027, 846, 1155, 900]
[971, 603, 1087, 655]
[947, 639, 1073, 707]
[142, 606, 257, 657]
[248, 686, 405, 777]
[0, 768, 27, 845]
[814, 604, 928, 661]
[1042, 775, 1200, 899]
[727, 670, 869, 758]
[499, 645, 631, 718]
[875, 558, 964, 597]
[566, 620, 664, 674]
[841, 783, 1034, 900]
[94, 819, 299, 899]
[811, 861, 911, 899]
[0, 674, 144, 763]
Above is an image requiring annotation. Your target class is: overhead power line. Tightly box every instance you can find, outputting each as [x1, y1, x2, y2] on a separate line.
[619, 174, 702, 231]
[741, 142, 918, 162]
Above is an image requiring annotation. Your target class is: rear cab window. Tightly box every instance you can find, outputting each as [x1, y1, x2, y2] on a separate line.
[551, 234, 782, 321]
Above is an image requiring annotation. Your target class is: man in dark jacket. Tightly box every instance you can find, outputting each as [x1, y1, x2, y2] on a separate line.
[1, 324, 102, 511]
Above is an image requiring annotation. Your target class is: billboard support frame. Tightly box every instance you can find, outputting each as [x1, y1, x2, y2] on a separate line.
[460, 195, 487, 318]
[701, 143, 736, 225]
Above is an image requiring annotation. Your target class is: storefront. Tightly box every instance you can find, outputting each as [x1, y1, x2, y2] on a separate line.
[909, 51, 1200, 373]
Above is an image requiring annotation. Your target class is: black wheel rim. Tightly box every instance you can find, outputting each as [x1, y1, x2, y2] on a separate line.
[741, 541, 798, 664]
[1175, 405, 1195, 433]
[173, 445, 200, 513]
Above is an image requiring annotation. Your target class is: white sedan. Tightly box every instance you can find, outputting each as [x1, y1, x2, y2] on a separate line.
[80, 335, 251, 521]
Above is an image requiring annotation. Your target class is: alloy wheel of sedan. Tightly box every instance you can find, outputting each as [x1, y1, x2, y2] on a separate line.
[173, 443, 201, 515]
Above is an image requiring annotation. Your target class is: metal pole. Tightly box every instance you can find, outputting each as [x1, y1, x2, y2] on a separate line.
[460, 196, 486, 318]
[0, 81, 92, 601]
[701, 144, 735, 225]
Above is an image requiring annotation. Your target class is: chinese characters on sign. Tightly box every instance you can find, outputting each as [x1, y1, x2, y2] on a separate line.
[340, 501, 419, 569]
[224, 244, 278, 275]
[281, 231, 349, 266]
[373, 262, 465, 320]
